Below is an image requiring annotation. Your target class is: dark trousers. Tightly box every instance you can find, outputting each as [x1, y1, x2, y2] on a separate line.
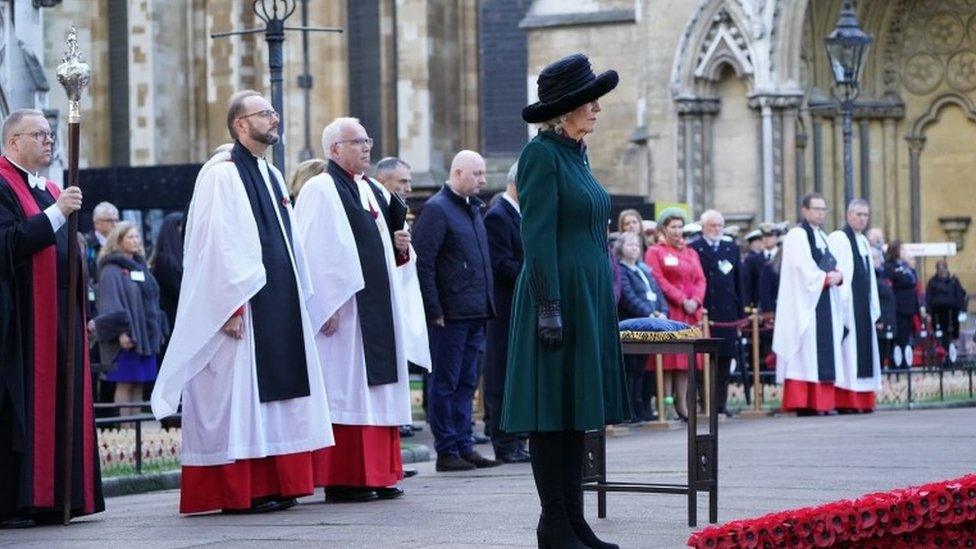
[715, 355, 732, 413]
[931, 306, 960, 346]
[428, 319, 484, 457]
[484, 354, 523, 456]
[624, 355, 656, 421]
[895, 314, 915, 347]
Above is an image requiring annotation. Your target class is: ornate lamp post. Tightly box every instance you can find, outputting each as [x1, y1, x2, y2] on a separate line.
[212, 0, 342, 175]
[825, 0, 872, 208]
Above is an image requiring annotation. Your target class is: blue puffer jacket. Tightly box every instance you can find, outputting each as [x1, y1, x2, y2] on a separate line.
[412, 185, 495, 322]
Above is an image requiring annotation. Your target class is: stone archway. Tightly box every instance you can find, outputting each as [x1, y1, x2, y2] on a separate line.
[907, 94, 976, 288]
[671, 1, 764, 222]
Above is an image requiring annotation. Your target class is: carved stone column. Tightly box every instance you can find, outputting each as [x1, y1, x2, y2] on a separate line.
[906, 136, 926, 242]
[675, 97, 720, 215]
[748, 94, 803, 223]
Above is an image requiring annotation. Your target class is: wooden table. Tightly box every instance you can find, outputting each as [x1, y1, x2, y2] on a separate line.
[581, 337, 721, 527]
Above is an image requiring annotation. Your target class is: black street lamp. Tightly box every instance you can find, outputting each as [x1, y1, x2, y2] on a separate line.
[826, 0, 872, 208]
[212, 0, 342, 176]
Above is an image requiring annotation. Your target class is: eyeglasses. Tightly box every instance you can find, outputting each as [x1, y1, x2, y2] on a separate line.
[239, 109, 279, 120]
[13, 131, 55, 142]
[95, 217, 119, 224]
[336, 137, 373, 148]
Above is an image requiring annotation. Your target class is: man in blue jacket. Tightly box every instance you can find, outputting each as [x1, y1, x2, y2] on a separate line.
[412, 150, 498, 472]
[689, 209, 744, 417]
[483, 163, 529, 463]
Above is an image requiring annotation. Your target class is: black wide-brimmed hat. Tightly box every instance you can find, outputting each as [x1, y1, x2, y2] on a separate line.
[522, 53, 618, 124]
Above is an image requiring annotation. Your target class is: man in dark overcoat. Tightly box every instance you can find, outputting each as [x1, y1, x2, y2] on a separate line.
[689, 209, 744, 416]
[483, 163, 528, 463]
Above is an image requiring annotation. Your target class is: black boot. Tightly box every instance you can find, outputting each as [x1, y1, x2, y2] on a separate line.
[529, 432, 587, 549]
[563, 431, 619, 549]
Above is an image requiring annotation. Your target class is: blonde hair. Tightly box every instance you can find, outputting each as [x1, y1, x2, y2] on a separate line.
[99, 221, 143, 261]
[538, 116, 566, 134]
[290, 158, 326, 200]
[617, 208, 644, 234]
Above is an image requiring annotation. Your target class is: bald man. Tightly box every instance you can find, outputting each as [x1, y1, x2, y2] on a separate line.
[412, 150, 500, 472]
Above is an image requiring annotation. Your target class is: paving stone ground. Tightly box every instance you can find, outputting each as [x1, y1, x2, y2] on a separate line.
[3, 407, 974, 548]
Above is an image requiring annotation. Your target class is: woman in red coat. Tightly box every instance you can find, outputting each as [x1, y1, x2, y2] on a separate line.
[644, 208, 706, 419]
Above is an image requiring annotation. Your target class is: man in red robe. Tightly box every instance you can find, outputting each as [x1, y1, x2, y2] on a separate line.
[0, 108, 103, 527]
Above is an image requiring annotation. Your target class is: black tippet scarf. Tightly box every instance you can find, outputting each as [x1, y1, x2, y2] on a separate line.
[844, 225, 874, 378]
[801, 221, 836, 382]
[230, 141, 310, 402]
[327, 161, 398, 386]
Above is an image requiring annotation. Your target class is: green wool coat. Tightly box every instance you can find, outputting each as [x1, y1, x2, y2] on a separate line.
[500, 130, 630, 432]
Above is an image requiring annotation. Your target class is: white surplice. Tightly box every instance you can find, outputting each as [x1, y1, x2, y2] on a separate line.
[151, 151, 334, 466]
[828, 229, 882, 393]
[293, 173, 427, 427]
[773, 226, 845, 386]
[374, 183, 432, 372]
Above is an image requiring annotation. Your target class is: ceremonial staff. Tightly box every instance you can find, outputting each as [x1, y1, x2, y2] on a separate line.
[56, 26, 90, 525]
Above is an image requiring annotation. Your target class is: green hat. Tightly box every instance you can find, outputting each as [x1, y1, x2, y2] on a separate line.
[656, 207, 687, 227]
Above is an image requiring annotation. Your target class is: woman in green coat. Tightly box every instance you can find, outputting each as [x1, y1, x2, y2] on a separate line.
[501, 53, 629, 549]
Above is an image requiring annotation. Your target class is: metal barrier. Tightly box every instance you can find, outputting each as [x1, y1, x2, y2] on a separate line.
[94, 402, 178, 475]
[699, 308, 976, 412]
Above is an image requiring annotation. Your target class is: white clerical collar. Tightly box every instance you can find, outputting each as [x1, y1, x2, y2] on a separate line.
[6, 157, 46, 190]
[447, 183, 470, 204]
[501, 193, 520, 215]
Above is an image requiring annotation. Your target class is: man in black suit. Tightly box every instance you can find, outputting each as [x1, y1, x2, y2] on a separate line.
[689, 209, 744, 416]
[483, 163, 529, 463]
[741, 223, 781, 309]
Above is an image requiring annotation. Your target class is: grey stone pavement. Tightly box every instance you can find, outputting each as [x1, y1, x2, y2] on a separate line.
[3, 407, 974, 549]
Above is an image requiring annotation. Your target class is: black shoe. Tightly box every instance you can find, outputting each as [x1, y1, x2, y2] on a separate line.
[538, 513, 588, 549]
[324, 487, 379, 503]
[276, 498, 298, 511]
[435, 454, 476, 472]
[398, 425, 414, 437]
[461, 450, 502, 468]
[375, 486, 404, 500]
[402, 468, 418, 478]
[223, 499, 290, 514]
[498, 448, 531, 463]
[0, 516, 35, 529]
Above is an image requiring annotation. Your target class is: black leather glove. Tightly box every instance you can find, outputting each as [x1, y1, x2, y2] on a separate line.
[537, 300, 563, 349]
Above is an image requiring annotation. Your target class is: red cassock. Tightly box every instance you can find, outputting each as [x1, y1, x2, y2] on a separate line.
[645, 242, 706, 370]
[180, 452, 314, 514]
[311, 425, 403, 489]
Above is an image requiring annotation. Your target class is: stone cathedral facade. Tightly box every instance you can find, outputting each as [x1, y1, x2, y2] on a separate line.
[35, 0, 976, 292]
[523, 0, 975, 294]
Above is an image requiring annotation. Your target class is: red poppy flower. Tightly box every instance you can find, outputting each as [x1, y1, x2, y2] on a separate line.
[932, 489, 953, 513]
[812, 525, 836, 547]
[859, 508, 878, 530]
[738, 525, 759, 549]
